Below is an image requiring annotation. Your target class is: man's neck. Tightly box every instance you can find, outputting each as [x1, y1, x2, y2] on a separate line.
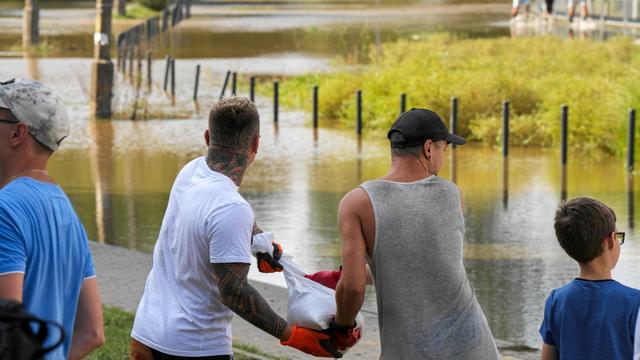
[205, 147, 249, 186]
[0, 158, 51, 188]
[382, 157, 434, 183]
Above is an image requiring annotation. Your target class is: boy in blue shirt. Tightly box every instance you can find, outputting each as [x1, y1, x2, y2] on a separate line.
[541, 197, 640, 360]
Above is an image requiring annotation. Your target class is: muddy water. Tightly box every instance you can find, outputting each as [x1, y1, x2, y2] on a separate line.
[1, 0, 640, 350]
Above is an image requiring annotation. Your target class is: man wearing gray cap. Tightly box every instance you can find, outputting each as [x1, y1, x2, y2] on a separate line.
[333, 109, 499, 359]
[0, 78, 104, 359]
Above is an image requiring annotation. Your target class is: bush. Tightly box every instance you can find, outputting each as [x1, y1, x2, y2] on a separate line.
[136, 0, 168, 11]
[281, 34, 640, 156]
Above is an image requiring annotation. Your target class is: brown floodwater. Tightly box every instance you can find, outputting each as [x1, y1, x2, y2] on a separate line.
[1, 0, 640, 350]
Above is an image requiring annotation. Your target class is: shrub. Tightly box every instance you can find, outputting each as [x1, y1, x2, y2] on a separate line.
[281, 34, 640, 156]
[136, 0, 168, 11]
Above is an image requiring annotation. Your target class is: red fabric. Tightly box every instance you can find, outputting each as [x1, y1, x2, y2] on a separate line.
[304, 270, 342, 290]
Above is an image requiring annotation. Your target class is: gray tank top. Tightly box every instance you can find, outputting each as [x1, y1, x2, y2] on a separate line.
[360, 176, 499, 360]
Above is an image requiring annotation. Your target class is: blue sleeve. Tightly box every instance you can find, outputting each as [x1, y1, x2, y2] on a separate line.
[540, 290, 556, 346]
[0, 206, 26, 275]
[80, 227, 96, 279]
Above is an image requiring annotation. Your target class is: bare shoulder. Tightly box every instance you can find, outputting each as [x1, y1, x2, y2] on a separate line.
[339, 187, 371, 214]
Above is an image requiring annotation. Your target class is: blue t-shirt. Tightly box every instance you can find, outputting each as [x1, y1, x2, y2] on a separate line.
[0, 178, 96, 360]
[540, 278, 640, 360]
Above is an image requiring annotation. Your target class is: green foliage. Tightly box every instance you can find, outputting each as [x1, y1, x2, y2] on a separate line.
[136, 0, 168, 11]
[115, 3, 161, 19]
[282, 34, 640, 156]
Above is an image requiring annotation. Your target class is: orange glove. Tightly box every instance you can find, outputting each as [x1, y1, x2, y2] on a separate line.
[281, 325, 343, 358]
[256, 241, 283, 273]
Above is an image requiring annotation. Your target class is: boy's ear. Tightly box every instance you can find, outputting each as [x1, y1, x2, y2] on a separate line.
[604, 233, 614, 250]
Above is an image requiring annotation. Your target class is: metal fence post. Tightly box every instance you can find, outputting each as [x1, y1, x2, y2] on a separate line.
[503, 101, 510, 157]
[356, 90, 362, 135]
[273, 81, 279, 123]
[561, 105, 569, 166]
[193, 64, 200, 101]
[629, 108, 636, 171]
[313, 85, 319, 129]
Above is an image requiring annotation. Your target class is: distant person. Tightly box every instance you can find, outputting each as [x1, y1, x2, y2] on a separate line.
[511, 0, 530, 18]
[567, 0, 588, 22]
[332, 109, 500, 359]
[540, 197, 640, 360]
[0, 78, 104, 359]
[130, 97, 345, 359]
[544, 0, 554, 16]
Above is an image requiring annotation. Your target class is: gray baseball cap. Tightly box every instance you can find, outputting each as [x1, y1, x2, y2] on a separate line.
[0, 78, 70, 151]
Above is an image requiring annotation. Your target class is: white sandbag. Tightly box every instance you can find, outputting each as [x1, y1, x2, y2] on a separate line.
[252, 233, 365, 340]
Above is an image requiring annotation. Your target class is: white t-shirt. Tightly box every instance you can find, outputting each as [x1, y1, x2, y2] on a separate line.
[131, 156, 254, 357]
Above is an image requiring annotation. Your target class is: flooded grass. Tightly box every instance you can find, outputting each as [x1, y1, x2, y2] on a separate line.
[282, 33, 640, 156]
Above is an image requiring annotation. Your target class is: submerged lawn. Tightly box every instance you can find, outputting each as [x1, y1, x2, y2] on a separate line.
[278, 34, 640, 156]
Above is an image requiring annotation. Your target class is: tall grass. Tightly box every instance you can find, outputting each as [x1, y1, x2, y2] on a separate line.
[281, 34, 640, 156]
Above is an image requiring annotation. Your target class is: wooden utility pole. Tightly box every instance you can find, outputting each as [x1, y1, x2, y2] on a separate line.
[91, 0, 114, 118]
[114, 0, 126, 16]
[23, 0, 39, 46]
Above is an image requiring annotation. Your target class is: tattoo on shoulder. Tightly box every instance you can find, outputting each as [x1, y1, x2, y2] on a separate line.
[212, 263, 286, 339]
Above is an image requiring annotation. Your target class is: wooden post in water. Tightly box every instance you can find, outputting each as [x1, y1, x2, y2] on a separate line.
[273, 81, 279, 123]
[313, 85, 319, 129]
[629, 108, 636, 171]
[219, 71, 231, 100]
[114, 0, 126, 16]
[450, 97, 458, 147]
[400, 93, 407, 114]
[502, 100, 510, 158]
[249, 76, 256, 102]
[193, 64, 200, 101]
[23, 0, 39, 46]
[232, 72, 237, 96]
[163, 55, 170, 91]
[356, 90, 362, 135]
[90, 0, 114, 118]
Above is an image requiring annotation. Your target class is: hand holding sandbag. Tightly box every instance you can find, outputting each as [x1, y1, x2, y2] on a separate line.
[327, 319, 362, 351]
[281, 325, 343, 358]
[251, 232, 284, 273]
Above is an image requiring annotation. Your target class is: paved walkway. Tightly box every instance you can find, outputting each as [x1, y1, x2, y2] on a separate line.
[90, 241, 539, 359]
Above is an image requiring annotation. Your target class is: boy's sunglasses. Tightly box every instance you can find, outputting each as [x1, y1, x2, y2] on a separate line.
[0, 119, 18, 124]
[614, 232, 625, 245]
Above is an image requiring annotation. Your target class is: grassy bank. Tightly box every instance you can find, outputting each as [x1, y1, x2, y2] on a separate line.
[88, 306, 282, 360]
[280, 34, 640, 156]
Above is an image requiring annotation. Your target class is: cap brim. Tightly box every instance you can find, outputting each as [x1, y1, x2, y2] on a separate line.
[446, 133, 466, 145]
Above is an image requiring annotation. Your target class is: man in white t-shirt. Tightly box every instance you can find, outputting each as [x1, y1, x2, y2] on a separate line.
[130, 97, 343, 359]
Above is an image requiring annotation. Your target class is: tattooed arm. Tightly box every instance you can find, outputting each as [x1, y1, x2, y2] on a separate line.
[212, 262, 291, 340]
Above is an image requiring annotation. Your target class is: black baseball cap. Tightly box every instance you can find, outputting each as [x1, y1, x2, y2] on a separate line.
[387, 108, 466, 148]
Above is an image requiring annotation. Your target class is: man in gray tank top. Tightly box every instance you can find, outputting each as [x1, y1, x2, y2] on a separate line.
[333, 109, 499, 359]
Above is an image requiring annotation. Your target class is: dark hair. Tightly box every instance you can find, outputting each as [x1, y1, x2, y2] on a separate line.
[208, 97, 259, 150]
[554, 197, 616, 263]
[389, 132, 445, 157]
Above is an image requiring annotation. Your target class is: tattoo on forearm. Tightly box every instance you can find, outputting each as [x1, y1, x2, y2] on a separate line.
[206, 147, 249, 186]
[212, 263, 286, 339]
[252, 222, 263, 236]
